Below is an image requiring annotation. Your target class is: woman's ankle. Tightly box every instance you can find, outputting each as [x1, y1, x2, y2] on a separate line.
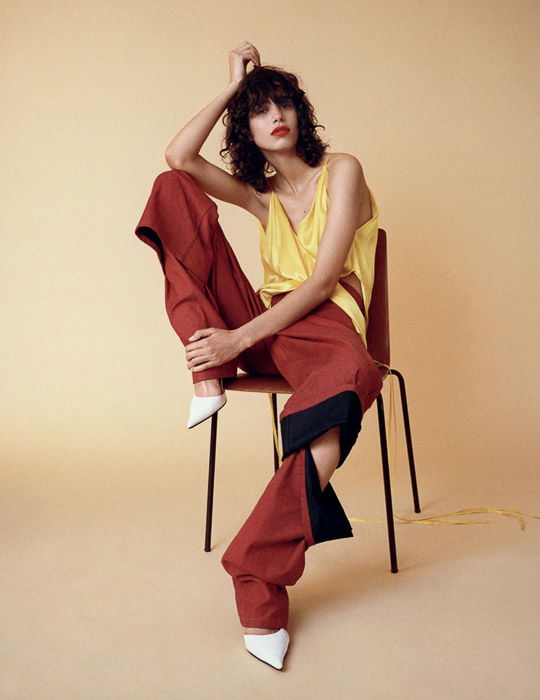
[193, 378, 223, 397]
[243, 627, 279, 635]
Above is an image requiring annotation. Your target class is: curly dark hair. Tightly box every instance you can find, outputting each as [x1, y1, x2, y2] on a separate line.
[219, 66, 329, 192]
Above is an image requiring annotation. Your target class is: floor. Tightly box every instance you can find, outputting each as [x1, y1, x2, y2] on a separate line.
[2, 411, 539, 700]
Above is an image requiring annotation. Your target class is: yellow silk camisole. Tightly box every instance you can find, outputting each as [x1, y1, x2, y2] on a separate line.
[256, 162, 379, 346]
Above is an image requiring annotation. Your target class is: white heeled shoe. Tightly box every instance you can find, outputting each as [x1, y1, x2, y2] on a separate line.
[243, 629, 290, 670]
[186, 390, 227, 429]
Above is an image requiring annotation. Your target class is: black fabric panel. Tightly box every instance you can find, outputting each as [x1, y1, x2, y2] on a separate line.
[281, 391, 363, 468]
[304, 447, 353, 544]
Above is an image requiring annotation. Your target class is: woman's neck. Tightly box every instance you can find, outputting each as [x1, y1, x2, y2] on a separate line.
[263, 152, 322, 195]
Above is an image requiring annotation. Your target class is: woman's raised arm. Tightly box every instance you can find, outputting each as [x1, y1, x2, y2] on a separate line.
[164, 42, 262, 210]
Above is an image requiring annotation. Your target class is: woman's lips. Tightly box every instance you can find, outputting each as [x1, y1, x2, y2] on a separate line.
[271, 127, 290, 136]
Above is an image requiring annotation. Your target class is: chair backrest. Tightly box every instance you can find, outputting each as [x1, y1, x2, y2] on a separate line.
[366, 228, 390, 370]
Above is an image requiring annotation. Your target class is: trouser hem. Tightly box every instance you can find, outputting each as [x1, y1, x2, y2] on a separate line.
[191, 363, 237, 383]
[239, 617, 289, 630]
[281, 390, 363, 468]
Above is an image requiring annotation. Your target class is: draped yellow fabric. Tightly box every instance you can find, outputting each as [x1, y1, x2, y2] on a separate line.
[257, 163, 379, 347]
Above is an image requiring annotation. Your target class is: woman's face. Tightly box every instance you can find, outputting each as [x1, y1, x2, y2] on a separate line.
[247, 97, 298, 153]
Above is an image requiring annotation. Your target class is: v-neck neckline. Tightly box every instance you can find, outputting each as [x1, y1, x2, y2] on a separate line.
[270, 163, 328, 236]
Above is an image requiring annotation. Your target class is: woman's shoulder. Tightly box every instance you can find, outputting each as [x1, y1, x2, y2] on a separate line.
[325, 152, 373, 224]
[255, 152, 363, 188]
[325, 151, 365, 176]
[325, 153, 368, 201]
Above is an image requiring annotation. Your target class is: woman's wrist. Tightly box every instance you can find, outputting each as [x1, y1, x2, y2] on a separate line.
[234, 325, 256, 353]
[226, 81, 241, 98]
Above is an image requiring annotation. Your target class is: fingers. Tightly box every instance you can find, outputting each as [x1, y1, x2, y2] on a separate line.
[186, 351, 217, 371]
[186, 346, 212, 368]
[185, 346, 205, 361]
[187, 359, 215, 371]
[231, 41, 261, 67]
[184, 327, 237, 371]
[188, 327, 214, 342]
[229, 42, 260, 84]
[247, 42, 261, 66]
[185, 342, 209, 365]
[191, 361, 216, 373]
[185, 329, 216, 369]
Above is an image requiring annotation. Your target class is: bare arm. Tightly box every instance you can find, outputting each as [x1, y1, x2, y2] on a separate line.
[186, 155, 370, 371]
[165, 42, 262, 210]
[164, 81, 240, 167]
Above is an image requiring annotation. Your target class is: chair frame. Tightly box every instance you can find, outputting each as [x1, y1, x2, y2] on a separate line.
[202, 228, 421, 573]
[204, 370, 420, 573]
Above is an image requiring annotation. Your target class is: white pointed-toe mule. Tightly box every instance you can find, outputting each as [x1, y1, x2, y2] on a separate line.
[243, 628, 290, 670]
[186, 391, 227, 429]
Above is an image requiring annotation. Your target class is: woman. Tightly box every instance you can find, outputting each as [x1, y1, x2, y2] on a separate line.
[135, 41, 382, 670]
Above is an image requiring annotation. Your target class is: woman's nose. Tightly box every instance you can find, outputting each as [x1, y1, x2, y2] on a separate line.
[271, 104, 284, 121]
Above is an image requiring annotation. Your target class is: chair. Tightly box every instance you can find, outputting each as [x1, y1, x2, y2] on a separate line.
[203, 229, 421, 573]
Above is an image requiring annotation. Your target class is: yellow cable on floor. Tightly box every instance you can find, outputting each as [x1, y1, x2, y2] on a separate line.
[350, 508, 540, 531]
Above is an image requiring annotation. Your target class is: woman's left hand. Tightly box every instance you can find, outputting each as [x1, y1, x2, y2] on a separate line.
[185, 327, 246, 372]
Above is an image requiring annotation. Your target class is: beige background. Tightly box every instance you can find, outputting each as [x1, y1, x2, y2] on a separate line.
[2, 0, 539, 698]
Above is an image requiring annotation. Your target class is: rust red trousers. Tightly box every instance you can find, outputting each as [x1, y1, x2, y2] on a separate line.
[135, 170, 383, 629]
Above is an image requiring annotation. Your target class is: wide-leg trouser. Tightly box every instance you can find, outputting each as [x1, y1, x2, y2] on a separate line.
[135, 169, 383, 629]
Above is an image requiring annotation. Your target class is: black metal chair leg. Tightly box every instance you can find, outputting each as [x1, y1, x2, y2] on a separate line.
[376, 393, 398, 573]
[204, 412, 219, 552]
[390, 369, 421, 513]
[271, 393, 280, 473]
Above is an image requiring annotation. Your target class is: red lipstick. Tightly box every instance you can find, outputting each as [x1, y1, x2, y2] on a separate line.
[271, 126, 290, 136]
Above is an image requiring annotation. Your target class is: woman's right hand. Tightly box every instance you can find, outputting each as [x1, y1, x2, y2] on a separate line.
[228, 41, 261, 85]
